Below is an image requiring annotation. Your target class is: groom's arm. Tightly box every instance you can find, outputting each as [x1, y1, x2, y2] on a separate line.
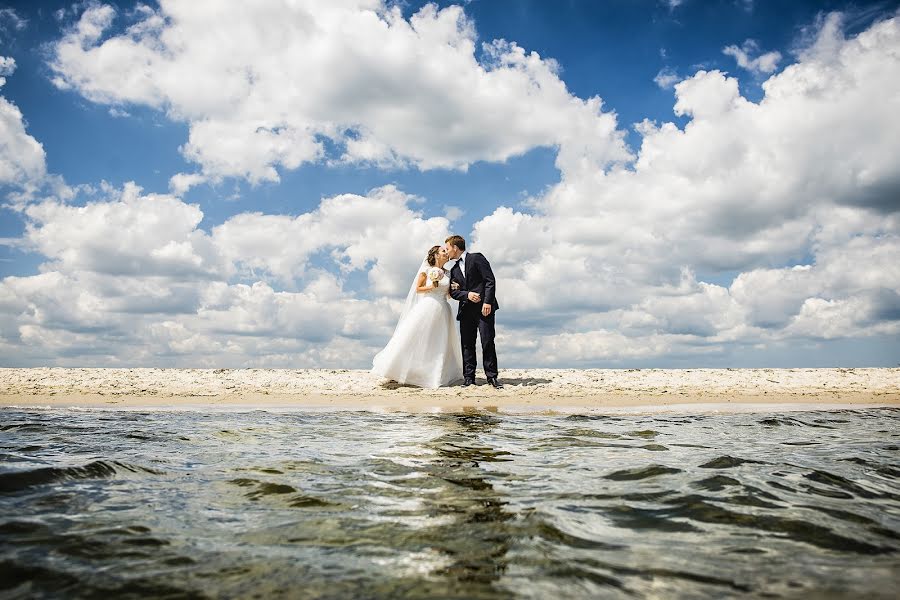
[479, 254, 496, 306]
[448, 271, 468, 303]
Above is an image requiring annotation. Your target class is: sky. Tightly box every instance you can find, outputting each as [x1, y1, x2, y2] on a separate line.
[0, 0, 899, 369]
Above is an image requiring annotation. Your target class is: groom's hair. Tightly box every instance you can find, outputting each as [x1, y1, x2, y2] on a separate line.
[445, 235, 466, 251]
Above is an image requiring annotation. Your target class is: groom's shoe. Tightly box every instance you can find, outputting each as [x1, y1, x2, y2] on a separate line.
[463, 379, 476, 387]
[488, 377, 504, 389]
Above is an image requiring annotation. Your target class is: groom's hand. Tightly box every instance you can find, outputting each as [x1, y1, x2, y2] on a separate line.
[467, 291, 481, 302]
[482, 303, 492, 317]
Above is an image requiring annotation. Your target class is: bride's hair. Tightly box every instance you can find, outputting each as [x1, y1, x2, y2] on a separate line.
[426, 245, 441, 266]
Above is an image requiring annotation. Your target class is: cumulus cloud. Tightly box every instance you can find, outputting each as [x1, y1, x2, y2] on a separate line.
[2, 7, 899, 367]
[2, 182, 450, 366]
[213, 184, 451, 295]
[48, 0, 629, 183]
[168, 172, 206, 196]
[0, 56, 14, 76]
[723, 39, 782, 74]
[22, 182, 224, 278]
[0, 62, 47, 190]
[469, 13, 900, 365]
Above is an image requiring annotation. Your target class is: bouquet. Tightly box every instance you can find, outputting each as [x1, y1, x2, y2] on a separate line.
[426, 267, 444, 286]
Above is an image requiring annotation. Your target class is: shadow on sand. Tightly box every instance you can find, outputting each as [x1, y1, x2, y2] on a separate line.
[379, 377, 552, 390]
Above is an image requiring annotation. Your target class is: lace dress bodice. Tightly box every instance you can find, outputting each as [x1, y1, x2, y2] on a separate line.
[422, 272, 451, 298]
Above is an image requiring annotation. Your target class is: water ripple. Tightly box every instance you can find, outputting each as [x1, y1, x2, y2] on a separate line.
[1, 406, 898, 598]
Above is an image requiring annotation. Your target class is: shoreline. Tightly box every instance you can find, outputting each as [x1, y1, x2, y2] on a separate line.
[1, 367, 898, 413]
[1, 399, 896, 416]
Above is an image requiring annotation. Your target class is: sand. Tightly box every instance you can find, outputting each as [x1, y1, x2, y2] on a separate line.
[0, 367, 898, 413]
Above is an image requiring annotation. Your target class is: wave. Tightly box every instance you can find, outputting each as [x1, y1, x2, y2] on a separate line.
[0, 460, 164, 494]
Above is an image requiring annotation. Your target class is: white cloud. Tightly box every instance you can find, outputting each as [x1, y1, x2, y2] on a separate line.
[22, 182, 224, 278]
[0, 268, 392, 367]
[19, 182, 450, 297]
[468, 13, 900, 363]
[785, 295, 899, 340]
[168, 172, 206, 196]
[0, 56, 14, 76]
[107, 107, 131, 118]
[443, 205, 465, 221]
[1, 182, 451, 366]
[48, 1, 629, 183]
[723, 39, 782, 74]
[2, 8, 899, 367]
[0, 64, 47, 190]
[214, 184, 451, 295]
[653, 67, 680, 89]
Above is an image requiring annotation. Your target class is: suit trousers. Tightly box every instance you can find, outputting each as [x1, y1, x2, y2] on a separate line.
[459, 308, 497, 380]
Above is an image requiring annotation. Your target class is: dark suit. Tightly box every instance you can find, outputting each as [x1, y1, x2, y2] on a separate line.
[449, 252, 499, 381]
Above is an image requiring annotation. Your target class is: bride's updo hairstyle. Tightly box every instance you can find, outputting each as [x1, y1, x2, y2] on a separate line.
[426, 245, 441, 266]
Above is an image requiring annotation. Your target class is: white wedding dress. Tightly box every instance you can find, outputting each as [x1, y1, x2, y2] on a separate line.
[372, 265, 463, 388]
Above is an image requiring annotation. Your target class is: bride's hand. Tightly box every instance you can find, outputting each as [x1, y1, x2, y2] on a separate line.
[450, 282, 459, 291]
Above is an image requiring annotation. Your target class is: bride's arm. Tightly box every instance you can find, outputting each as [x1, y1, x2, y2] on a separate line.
[415, 272, 436, 293]
[448, 274, 468, 302]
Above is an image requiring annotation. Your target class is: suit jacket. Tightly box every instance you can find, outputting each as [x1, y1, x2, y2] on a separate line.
[449, 252, 499, 320]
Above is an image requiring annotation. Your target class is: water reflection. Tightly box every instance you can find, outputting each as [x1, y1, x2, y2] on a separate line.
[421, 412, 515, 592]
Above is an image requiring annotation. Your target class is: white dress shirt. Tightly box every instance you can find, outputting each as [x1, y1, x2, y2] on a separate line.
[457, 251, 467, 277]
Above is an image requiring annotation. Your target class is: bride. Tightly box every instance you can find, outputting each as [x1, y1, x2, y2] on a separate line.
[372, 245, 463, 388]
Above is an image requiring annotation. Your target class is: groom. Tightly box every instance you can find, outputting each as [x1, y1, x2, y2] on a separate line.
[445, 235, 502, 388]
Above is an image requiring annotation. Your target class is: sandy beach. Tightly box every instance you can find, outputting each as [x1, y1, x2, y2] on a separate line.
[1, 367, 898, 412]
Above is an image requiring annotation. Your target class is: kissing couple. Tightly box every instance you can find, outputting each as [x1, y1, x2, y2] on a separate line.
[372, 235, 502, 389]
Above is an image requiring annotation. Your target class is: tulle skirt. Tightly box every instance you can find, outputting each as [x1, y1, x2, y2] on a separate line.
[372, 295, 463, 388]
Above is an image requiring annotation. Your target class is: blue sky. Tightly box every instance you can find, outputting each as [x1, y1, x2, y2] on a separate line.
[1, 0, 899, 367]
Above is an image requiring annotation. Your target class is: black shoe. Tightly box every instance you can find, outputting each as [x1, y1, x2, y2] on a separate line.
[487, 377, 504, 389]
[463, 379, 476, 387]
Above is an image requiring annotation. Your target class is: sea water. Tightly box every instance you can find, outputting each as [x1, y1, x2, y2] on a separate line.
[1, 406, 898, 598]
